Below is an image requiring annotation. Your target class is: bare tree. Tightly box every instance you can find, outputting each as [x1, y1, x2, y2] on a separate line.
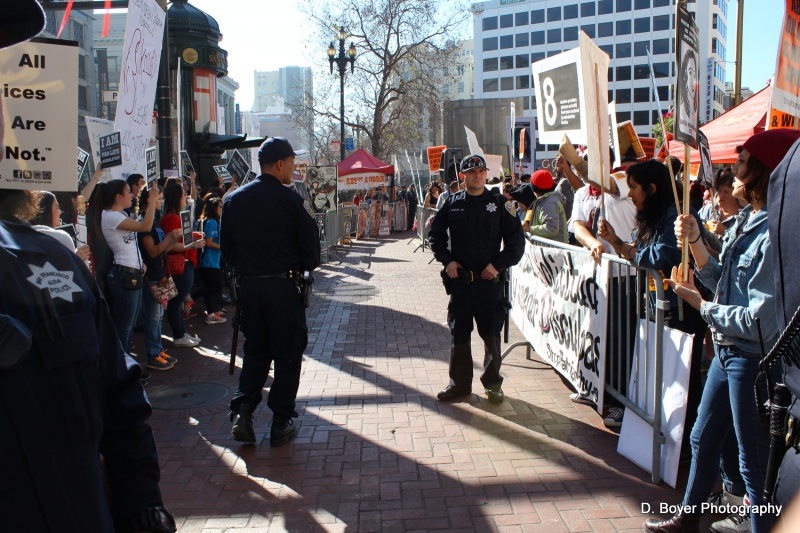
[297, 0, 469, 162]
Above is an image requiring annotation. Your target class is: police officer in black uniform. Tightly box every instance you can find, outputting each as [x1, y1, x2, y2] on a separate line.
[406, 184, 418, 231]
[428, 154, 525, 403]
[221, 137, 321, 446]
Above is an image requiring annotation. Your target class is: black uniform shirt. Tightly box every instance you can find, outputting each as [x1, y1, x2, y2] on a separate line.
[407, 189, 418, 207]
[428, 188, 525, 272]
[220, 174, 321, 276]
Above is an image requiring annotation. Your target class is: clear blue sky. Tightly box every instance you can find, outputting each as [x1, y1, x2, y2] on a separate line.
[730, 0, 784, 92]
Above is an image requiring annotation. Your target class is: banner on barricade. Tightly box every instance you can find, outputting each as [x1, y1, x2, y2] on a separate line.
[338, 172, 387, 190]
[306, 166, 337, 213]
[510, 241, 609, 413]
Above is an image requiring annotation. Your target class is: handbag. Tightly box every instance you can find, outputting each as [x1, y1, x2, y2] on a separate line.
[115, 241, 144, 291]
[150, 247, 178, 302]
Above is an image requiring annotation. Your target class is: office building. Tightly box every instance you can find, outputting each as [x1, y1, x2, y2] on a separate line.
[252, 66, 313, 113]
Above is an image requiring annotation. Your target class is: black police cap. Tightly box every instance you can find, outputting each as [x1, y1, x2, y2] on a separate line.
[258, 137, 307, 164]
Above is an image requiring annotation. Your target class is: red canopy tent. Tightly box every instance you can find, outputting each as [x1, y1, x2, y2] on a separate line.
[336, 149, 395, 190]
[667, 86, 770, 164]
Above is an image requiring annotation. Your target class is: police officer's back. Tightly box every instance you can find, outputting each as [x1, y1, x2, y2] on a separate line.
[220, 137, 320, 446]
[428, 154, 524, 404]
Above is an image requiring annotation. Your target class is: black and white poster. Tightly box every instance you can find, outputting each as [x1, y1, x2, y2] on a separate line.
[226, 149, 250, 185]
[213, 165, 231, 184]
[532, 47, 584, 144]
[180, 210, 193, 246]
[99, 131, 123, 169]
[179, 150, 195, 176]
[506, 116, 537, 176]
[698, 131, 713, 187]
[240, 170, 257, 187]
[77, 147, 90, 182]
[145, 146, 158, 184]
[305, 166, 338, 213]
[675, 3, 700, 149]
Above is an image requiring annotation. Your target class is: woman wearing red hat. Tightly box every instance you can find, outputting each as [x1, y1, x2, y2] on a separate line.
[523, 169, 568, 243]
[642, 129, 800, 533]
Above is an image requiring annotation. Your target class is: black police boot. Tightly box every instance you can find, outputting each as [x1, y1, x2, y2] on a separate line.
[486, 385, 504, 404]
[230, 404, 256, 444]
[270, 416, 298, 447]
[437, 384, 471, 401]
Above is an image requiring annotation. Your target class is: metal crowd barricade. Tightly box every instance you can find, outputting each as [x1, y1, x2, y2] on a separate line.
[315, 209, 348, 264]
[503, 235, 669, 485]
[412, 207, 437, 253]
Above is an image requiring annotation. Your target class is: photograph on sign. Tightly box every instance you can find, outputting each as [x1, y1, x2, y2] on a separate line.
[213, 165, 232, 184]
[86, 116, 116, 182]
[0, 39, 79, 191]
[99, 131, 123, 169]
[531, 47, 586, 145]
[114, 0, 166, 177]
[674, 3, 700, 148]
[179, 150, 195, 176]
[145, 146, 158, 184]
[698, 131, 714, 187]
[305, 166, 338, 213]
[505, 117, 537, 175]
[226, 149, 250, 184]
[77, 147, 90, 182]
[180, 210, 194, 246]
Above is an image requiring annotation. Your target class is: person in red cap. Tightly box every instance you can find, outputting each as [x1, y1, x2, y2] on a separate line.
[522, 169, 568, 243]
[642, 128, 800, 533]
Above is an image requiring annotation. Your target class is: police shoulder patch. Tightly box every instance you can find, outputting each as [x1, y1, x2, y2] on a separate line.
[303, 199, 315, 218]
[504, 201, 516, 217]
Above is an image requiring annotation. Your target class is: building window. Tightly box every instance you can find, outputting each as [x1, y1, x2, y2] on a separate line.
[515, 33, 528, 47]
[548, 50, 563, 57]
[78, 55, 87, 80]
[634, 64, 650, 79]
[652, 38, 669, 55]
[500, 14, 513, 28]
[532, 9, 545, 23]
[617, 20, 631, 35]
[598, 22, 614, 37]
[634, 0, 650, 9]
[715, 62, 726, 83]
[634, 17, 650, 33]
[600, 44, 614, 58]
[500, 56, 514, 70]
[78, 86, 88, 110]
[617, 42, 631, 58]
[458, 82, 465, 93]
[483, 17, 498, 31]
[531, 31, 545, 45]
[616, 65, 632, 80]
[547, 6, 562, 21]
[516, 11, 529, 26]
[617, 111, 631, 123]
[634, 87, 650, 102]
[501, 77, 514, 91]
[653, 110, 662, 124]
[564, 4, 579, 19]
[500, 35, 514, 49]
[715, 0, 729, 17]
[634, 41, 649, 56]
[484, 58, 498, 72]
[484, 79, 498, 92]
[582, 2, 596, 16]
[458, 65, 465, 75]
[713, 14, 728, 40]
[598, 0, 614, 14]
[633, 110, 650, 126]
[712, 38, 726, 61]
[516, 54, 529, 68]
[608, 67, 614, 81]
[532, 52, 546, 62]
[609, 89, 614, 102]
[72, 22, 85, 49]
[483, 37, 498, 51]
[517, 75, 530, 89]
[564, 27, 579, 41]
[45, 12, 57, 35]
[616, 0, 632, 12]
[653, 0, 670, 6]
[443, 84, 449, 95]
[616, 89, 632, 103]
[657, 85, 669, 101]
[547, 28, 562, 43]
[582, 24, 596, 38]
[523, 96, 531, 110]
[653, 15, 670, 31]
[652, 61, 670, 77]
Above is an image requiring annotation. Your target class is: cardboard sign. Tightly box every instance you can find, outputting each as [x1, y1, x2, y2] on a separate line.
[213, 165, 231, 183]
[674, 2, 700, 149]
[0, 39, 78, 191]
[145, 146, 158, 184]
[180, 210, 193, 246]
[464, 127, 484, 157]
[427, 146, 446, 172]
[85, 116, 116, 182]
[241, 171, 257, 186]
[379, 217, 390, 236]
[114, 0, 165, 177]
[770, 0, 800, 116]
[226, 149, 250, 184]
[305, 166, 338, 213]
[640, 138, 657, 160]
[99, 132, 123, 169]
[179, 150, 194, 176]
[163, 169, 179, 179]
[77, 147, 90, 182]
[618, 121, 646, 160]
[698, 131, 714, 187]
[532, 47, 584, 144]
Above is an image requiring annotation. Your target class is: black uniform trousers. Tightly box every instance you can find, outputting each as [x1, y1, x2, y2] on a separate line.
[447, 279, 505, 390]
[229, 277, 307, 419]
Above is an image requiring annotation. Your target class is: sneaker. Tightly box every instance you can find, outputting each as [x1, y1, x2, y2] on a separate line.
[485, 385, 504, 404]
[173, 335, 200, 348]
[570, 392, 596, 406]
[160, 351, 177, 364]
[218, 308, 228, 316]
[603, 407, 625, 427]
[205, 312, 227, 324]
[182, 310, 197, 319]
[147, 354, 175, 370]
[710, 505, 751, 533]
[188, 333, 201, 343]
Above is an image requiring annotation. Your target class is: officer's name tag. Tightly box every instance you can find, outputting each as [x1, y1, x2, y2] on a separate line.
[27, 262, 82, 302]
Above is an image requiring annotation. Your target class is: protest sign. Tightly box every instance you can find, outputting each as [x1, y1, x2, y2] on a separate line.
[379, 218, 390, 236]
[114, 0, 166, 178]
[427, 146, 445, 172]
[769, 1, 800, 116]
[213, 165, 232, 184]
[484, 154, 505, 181]
[77, 147, 90, 183]
[510, 241, 610, 413]
[464, 127, 484, 157]
[305, 166, 337, 213]
[241, 171, 257, 186]
[505, 116, 537, 175]
[179, 150, 194, 176]
[226, 150, 250, 185]
[640, 138, 657, 160]
[674, 2, 700, 148]
[0, 38, 78, 191]
[99, 132, 123, 168]
[163, 169, 179, 179]
[698, 131, 714, 187]
[85, 116, 116, 182]
[180, 210, 193, 246]
[577, 32, 610, 190]
[608, 102, 621, 169]
[532, 47, 585, 144]
[145, 146, 158, 184]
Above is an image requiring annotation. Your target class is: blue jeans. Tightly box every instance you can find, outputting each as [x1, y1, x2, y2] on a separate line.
[106, 265, 142, 356]
[142, 281, 165, 361]
[165, 260, 194, 341]
[682, 345, 780, 533]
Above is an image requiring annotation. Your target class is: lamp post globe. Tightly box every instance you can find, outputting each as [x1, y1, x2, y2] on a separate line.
[327, 27, 355, 162]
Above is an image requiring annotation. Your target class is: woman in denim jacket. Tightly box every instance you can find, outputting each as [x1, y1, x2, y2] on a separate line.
[644, 129, 800, 533]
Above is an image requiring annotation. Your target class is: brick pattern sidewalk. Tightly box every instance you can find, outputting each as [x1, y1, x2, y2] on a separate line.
[137, 232, 685, 533]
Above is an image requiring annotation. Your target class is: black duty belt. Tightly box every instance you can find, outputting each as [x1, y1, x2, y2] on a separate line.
[455, 268, 501, 285]
[242, 272, 290, 281]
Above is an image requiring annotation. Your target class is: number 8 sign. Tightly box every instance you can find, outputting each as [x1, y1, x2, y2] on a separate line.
[531, 47, 585, 143]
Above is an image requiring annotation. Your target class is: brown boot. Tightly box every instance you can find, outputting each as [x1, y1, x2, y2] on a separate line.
[643, 512, 701, 533]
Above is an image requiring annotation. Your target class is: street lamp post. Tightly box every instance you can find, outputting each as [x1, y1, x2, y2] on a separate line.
[328, 28, 356, 162]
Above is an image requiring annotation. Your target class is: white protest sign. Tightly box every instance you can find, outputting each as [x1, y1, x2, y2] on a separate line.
[77, 147, 90, 183]
[114, 0, 166, 178]
[510, 241, 609, 413]
[484, 154, 505, 181]
[608, 101, 621, 170]
[532, 47, 585, 145]
[464, 126, 484, 157]
[86, 116, 117, 182]
[0, 39, 78, 191]
[579, 32, 610, 190]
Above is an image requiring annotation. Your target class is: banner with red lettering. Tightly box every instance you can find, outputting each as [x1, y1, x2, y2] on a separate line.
[337, 172, 388, 190]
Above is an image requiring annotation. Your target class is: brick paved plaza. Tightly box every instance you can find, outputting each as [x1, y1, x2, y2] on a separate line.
[138, 232, 689, 533]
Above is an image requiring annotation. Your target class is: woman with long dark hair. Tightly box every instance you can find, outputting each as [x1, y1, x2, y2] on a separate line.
[91, 180, 161, 355]
[197, 196, 226, 324]
[28, 191, 92, 262]
[161, 183, 205, 348]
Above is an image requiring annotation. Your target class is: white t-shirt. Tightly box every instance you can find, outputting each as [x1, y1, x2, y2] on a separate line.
[33, 225, 76, 252]
[101, 210, 141, 269]
[570, 185, 637, 254]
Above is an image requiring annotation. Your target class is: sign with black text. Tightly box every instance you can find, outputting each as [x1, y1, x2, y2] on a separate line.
[675, 2, 700, 148]
[179, 150, 194, 176]
[99, 131, 123, 169]
[213, 165, 231, 183]
[145, 146, 158, 184]
[180, 210, 193, 246]
[0, 38, 78, 191]
[532, 48, 584, 144]
[77, 147, 90, 182]
[226, 149, 250, 185]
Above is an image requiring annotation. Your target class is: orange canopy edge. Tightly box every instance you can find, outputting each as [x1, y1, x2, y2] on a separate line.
[336, 149, 394, 177]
